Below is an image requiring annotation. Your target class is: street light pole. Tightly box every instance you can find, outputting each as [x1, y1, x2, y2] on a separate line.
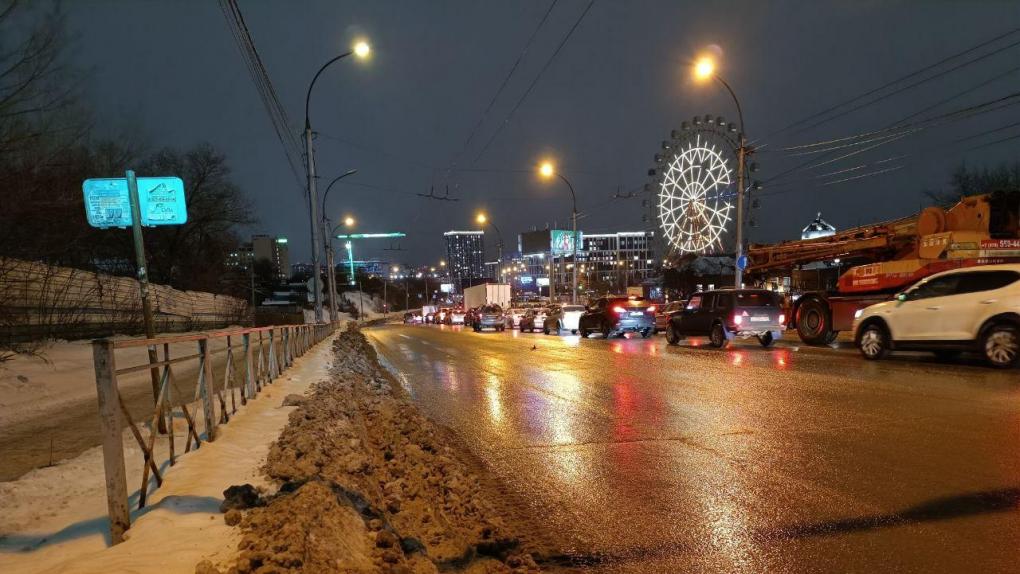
[320, 170, 357, 322]
[555, 173, 579, 304]
[302, 42, 368, 323]
[701, 66, 750, 287]
[715, 75, 747, 289]
[539, 162, 580, 304]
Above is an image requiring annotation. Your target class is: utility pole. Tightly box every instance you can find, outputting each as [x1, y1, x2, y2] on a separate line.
[126, 170, 163, 432]
[303, 125, 324, 323]
[323, 217, 337, 322]
[571, 208, 578, 304]
[734, 134, 747, 289]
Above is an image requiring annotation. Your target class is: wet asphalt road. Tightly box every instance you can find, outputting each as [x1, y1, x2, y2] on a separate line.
[367, 323, 1020, 573]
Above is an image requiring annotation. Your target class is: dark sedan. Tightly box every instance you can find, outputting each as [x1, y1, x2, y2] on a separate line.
[472, 304, 506, 332]
[579, 296, 656, 338]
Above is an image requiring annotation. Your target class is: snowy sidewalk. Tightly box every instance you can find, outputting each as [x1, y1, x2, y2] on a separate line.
[0, 332, 339, 574]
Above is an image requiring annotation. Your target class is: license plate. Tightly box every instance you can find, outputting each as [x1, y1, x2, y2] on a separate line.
[630, 312, 644, 317]
[750, 316, 770, 322]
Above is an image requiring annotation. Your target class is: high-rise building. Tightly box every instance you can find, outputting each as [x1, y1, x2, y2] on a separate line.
[251, 235, 290, 280]
[444, 231, 485, 281]
[581, 231, 656, 289]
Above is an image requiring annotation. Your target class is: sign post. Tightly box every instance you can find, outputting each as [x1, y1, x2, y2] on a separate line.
[83, 173, 187, 430]
[125, 170, 161, 422]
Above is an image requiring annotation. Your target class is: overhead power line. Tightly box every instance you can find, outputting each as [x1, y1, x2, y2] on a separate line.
[470, 0, 596, 164]
[764, 90, 1020, 185]
[752, 26, 1020, 147]
[219, 0, 305, 191]
[787, 36, 1020, 138]
[443, 0, 559, 178]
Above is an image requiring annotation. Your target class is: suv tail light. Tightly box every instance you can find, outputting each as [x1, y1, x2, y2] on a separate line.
[612, 306, 626, 314]
[732, 310, 749, 326]
[647, 305, 657, 314]
[778, 313, 785, 325]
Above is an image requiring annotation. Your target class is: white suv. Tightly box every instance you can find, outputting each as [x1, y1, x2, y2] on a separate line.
[853, 264, 1020, 368]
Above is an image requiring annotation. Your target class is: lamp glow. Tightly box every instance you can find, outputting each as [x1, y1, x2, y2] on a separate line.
[538, 161, 555, 179]
[353, 41, 371, 59]
[693, 56, 715, 81]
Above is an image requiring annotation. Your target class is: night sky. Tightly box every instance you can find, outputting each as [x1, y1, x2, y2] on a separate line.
[65, 1, 1020, 263]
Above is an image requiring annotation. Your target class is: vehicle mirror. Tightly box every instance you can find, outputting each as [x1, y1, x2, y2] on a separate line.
[896, 293, 907, 302]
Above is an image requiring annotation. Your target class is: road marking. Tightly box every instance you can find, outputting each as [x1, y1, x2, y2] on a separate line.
[399, 334, 412, 339]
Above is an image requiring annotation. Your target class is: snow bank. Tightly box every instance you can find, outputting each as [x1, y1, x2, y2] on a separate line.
[202, 328, 537, 573]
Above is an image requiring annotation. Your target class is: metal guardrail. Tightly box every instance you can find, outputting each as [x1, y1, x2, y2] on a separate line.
[92, 322, 339, 544]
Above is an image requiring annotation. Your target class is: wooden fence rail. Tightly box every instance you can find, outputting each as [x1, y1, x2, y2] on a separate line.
[91, 321, 340, 544]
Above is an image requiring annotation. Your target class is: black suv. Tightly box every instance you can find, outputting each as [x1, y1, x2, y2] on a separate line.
[665, 289, 785, 348]
[578, 296, 656, 338]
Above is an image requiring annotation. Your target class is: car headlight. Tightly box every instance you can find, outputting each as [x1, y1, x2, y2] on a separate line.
[854, 309, 863, 320]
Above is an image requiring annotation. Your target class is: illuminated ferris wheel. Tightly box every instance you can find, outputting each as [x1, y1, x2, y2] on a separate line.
[648, 115, 748, 256]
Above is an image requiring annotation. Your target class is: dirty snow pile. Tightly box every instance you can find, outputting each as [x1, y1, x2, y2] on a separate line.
[199, 326, 538, 573]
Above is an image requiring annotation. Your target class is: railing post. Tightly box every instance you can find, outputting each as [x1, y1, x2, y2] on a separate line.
[243, 332, 254, 402]
[92, 339, 130, 544]
[284, 327, 292, 368]
[198, 338, 217, 441]
[268, 328, 278, 380]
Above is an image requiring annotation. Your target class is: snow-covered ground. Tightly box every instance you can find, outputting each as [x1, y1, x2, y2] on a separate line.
[0, 330, 239, 435]
[0, 332, 339, 573]
[342, 291, 385, 319]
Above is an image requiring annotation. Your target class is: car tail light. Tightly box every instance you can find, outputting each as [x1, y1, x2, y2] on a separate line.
[647, 305, 657, 314]
[733, 310, 748, 325]
[612, 306, 626, 314]
[778, 313, 785, 325]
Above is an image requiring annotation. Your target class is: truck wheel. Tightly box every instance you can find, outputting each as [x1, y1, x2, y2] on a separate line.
[824, 330, 840, 345]
[858, 323, 889, 360]
[982, 323, 1019, 368]
[709, 322, 729, 349]
[797, 299, 833, 345]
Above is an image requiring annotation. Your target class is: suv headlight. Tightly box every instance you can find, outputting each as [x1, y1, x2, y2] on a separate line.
[854, 309, 863, 319]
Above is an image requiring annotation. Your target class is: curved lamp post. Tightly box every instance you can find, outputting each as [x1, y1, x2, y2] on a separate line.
[303, 40, 369, 322]
[475, 212, 504, 281]
[321, 169, 357, 321]
[693, 54, 748, 288]
[538, 161, 579, 303]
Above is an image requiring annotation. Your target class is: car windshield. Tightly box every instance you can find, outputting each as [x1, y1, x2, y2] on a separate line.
[482, 305, 501, 313]
[735, 291, 779, 307]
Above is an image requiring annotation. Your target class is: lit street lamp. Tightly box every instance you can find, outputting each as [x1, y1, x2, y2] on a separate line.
[476, 212, 504, 281]
[303, 40, 370, 322]
[538, 160, 579, 303]
[321, 169, 358, 321]
[692, 52, 749, 288]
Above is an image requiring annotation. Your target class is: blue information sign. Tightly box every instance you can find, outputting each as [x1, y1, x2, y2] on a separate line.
[736, 254, 749, 271]
[83, 177, 187, 228]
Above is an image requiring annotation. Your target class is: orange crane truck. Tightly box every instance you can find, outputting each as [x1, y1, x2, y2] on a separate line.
[745, 193, 1020, 344]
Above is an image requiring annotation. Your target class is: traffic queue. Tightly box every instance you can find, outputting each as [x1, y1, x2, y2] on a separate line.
[405, 263, 1020, 369]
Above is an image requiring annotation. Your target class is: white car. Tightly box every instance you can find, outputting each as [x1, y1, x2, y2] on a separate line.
[542, 304, 585, 334]
[853, 264, 1020, 368]
[505, 308, 527, 329]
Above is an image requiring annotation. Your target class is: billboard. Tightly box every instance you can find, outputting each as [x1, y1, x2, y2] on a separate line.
[551, 229, 582, 256]
[520, 229, 583, 256]
[520, 230, 551, 255]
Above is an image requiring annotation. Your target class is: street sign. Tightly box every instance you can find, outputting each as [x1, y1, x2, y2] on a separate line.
[736, 255, 749, 270]
[83, 177, 187, 228]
